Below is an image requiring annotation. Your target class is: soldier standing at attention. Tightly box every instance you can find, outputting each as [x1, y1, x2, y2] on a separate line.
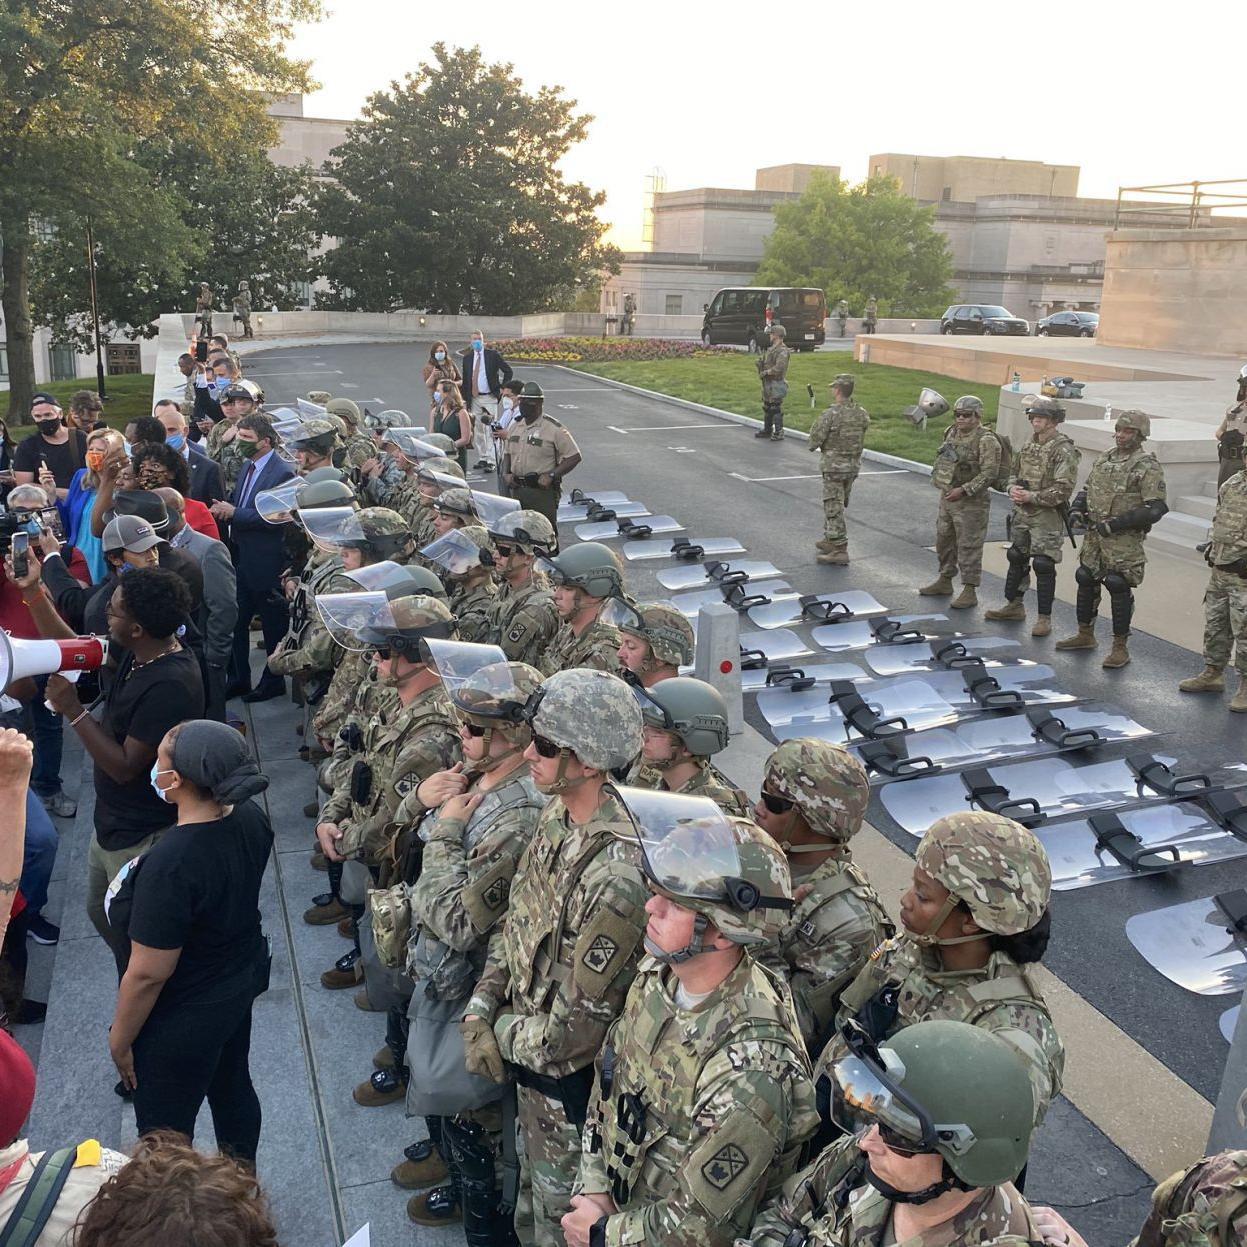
[485, 510, 562, 666]
[863, 295, 878, 334]
[561, 796, 818, 1247]
[1179, 465, 1247, 712]
[755, 324, 791, 441]
[1056, 410, 1167, 669]
[751, 740, 892, 1057]
[1215, 366, 1247, 487]
[233, 280, 254, 339]
[809, 374, 870, 566]
[836, 298, 849, 337]
[503, 383, 582, 528]
[461, 669, 647, 1247]
[985, 396, 1080, 638]
[194, 281, 214, 336]
[919, 396, 1003, 610]
[538, 543, 623, 676]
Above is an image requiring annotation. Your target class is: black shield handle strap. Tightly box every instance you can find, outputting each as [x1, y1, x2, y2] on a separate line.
[716, 570, 749, 587]
[738, 647, 767, 671]
[586, 506, 616, 523]
[1027, 708, 1103, 751]
[1126, 754, 1212, 797]
[670, 540, 703, 561]
[1215, 889, 1247, 937]
[933, 639, 978, 669]
[569, 488, 591, 505]
[1207, 789, 1247, 840]
[872, 618, 926, 645]
[827, 680, 908, 739]
[960, 767, 1044, 826]
[722, 582, 770, 611]
[618, 519, 653, 540]
[960, 660, 1024, 710]
[766, 665, 812, 689]
[1088, 811, 1182, 873]
[800, 595, 852, 622]
[857, 738, 938, 779]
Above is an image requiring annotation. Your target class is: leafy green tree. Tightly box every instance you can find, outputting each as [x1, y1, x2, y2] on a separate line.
[755, 173, 955, 317]
[0, 0, 318, 419]
[315, 43, 619, 315]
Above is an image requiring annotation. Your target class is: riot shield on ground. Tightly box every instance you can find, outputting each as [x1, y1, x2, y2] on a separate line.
[574, 515, 684, 542]
[658, 560, 780, 590]
[746, 590, 889, 631]
[1127, 891, 1247, 996]
[864, 636, 1026, 678]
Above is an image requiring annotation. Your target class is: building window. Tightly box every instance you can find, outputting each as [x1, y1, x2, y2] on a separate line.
[105, 342, 142, 375]
[664, 294, 683, 316]
[48, 344, 76, 382]
[0, 346, 7, 383]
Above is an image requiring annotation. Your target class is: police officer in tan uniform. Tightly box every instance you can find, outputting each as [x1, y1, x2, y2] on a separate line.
[503, 383, 582, 527]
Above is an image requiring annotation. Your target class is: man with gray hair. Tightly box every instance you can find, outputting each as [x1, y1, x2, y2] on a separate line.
[153, 399, 224, 506]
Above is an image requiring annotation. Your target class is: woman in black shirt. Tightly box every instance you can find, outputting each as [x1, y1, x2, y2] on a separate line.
[108, 719, 273, 1165]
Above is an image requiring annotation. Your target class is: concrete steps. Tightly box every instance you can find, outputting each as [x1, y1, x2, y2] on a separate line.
[1148, 509, 1212, 562]
[1178, 494, 1217, 522]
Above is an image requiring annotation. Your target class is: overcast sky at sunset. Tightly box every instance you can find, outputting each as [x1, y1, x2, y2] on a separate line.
[290, 1, 1242, 250]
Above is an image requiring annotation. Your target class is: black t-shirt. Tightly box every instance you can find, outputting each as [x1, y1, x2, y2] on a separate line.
[12, 430, 87, 489]
[125, 800, 273, 1009]
[94, 647, 205, 851]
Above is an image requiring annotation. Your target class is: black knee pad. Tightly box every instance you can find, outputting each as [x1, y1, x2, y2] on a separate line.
[1102, 570, 1132, 596]
[1074, 564, 1100, 587]
[1006, 544, 1030, 569]
[1031, 555, 1057, 578]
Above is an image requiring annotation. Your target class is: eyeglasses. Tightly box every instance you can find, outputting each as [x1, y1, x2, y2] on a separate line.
[877, 1122, 933, 1157]
[493, 543, 516, 558]
[531, 733, 562, 759]
[373, 646, 392, 660]
[459, 722, 487, 738]
[760, 790, 795, 815]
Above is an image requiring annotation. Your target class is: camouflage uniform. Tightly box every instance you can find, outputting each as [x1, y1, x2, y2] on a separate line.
[320, 682, 460, 864]
[232, 281, 252, 339]
[467, 792, 649, 1247]
[756, 339, 791, 437]
[745, 1134, 1042, 1247]
[629, 759, 752, 818]
[579, 956, 818, 1247]
[1005, 429, 1080, 564]
[808, 398, 870, 548]
[1076, 441, 1167, 588]
[1133, 1151, 1247, 1247]
[206, 420, 251, 493]
[539, 618, 622, 676]
[269, 558, 353, 685]
[931, 422, 1002, 588]
[313, 649, 394, 755]
[488, 577, 561, 667]
[363, 453, 407, 507]
[1200, 472, 1247, 680]
[1218, 403, 1247, 488]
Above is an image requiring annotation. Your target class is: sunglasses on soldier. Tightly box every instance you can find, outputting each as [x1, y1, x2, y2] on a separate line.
[760, 790, 795, 815]
[531, 733, 562, 759]
[459, 722, 487, 738]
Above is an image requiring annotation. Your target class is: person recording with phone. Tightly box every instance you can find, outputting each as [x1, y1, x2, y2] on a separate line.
[12, 395, 88, 503]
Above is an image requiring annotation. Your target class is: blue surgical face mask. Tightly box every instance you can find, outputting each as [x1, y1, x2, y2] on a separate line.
[151, 762, 175, 802]
[472, 339, 483, 352]
[434, 351, 446, 362]
[434, 392, 443, 403]
[167, 433, 186, 452]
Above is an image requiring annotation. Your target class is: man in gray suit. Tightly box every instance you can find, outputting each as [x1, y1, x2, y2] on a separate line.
[153, 486, 237, 721]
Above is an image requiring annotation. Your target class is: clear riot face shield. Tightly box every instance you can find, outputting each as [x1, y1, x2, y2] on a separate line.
[256, 479, 304, 525]
[424, 637, 507, 700]
[300, 507, 369, 556]
[421, 530, 490, 577]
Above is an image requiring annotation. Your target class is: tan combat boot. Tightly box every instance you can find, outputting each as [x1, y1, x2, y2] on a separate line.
[374, 1045, 396, 1071]
[1179, 666, 1225, 693]
[984, 600, 1025, 622]
[1055, 624, 1097, 650]
[1031, 616, 1051, 638]
[815, 538, 838, 552]
[1231, 677, 1247, 713]
[1102, 635, 1131, 669]
[392, 1140, 449, 1190]
[353, 1067, 407, 1108]
[949, 585, 978, 610]
[407, 1187, 461, 1226]
[817, 546, 850, 565]
[918, 576, 954, 596]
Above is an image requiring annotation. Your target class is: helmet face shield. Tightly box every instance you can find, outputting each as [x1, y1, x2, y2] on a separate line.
[489, 510, 554, 554]
[422, 530, 486, 576]
[417, 467, 467, 498]
[470, 490, 520, 528]
[382, 428, 445, 461]
[425, 638, 507, 699]
[296, 397, 328, 417]
[345, 559, 409, 592]
[256, 479, 303, 525]
[300, 506, 368, 554]
[314, 590, 389, 649]
[601, 597, 645, 634]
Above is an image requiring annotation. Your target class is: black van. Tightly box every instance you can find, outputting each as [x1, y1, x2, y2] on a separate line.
[701, 287, 827, 352]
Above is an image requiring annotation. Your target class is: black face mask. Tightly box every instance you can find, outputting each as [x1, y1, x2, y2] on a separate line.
[519, 400, 541, 423]
[35, 419, 61, 437]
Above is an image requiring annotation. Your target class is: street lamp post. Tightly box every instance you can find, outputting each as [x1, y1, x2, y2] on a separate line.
[85, 216, 106, 400]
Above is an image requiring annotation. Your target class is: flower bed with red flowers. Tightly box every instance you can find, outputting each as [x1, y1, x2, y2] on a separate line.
[491, 337, 735, 363]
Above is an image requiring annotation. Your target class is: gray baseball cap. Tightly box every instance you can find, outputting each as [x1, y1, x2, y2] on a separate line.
[102, 514, 164, 554]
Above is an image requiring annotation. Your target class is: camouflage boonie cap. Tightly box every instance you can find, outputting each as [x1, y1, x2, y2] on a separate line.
[763, 739, 870, 842]
[432, 487, 479, 519]
[1116, 409, 1151, 438]
[916, 812, 1052, 935]
[1138, 1151, 1247, 1247]
[305, 390, 332, 404]
[326, 397, 361, 426]
[529, 668, 642, 772]
[621, 603, 694, 667]
[422, 432, 457, 455]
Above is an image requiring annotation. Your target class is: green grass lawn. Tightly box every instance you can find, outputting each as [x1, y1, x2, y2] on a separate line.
[5, 373, 155, 439]
[571, 353, 1003, 465]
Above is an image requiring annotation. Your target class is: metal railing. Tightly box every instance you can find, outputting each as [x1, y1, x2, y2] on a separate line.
[1114, 179, 1247, 228]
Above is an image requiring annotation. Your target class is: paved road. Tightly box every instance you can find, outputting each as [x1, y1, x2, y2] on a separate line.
[245, 341, 1247, 1244]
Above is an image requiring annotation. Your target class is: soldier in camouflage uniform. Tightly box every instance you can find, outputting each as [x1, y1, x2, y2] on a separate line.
[359, 409, 412, 507]
[396, 658, 547, 1241]
[816, 812, 1064, 1129]
[611, 600, 695, 688]
[1215, 367, 1247, 488]
[206, 382, 261, 493]
[401, 457, 467, 546]
[325, 396, 378, 474]
[919, 396, 1003, 610]
[194, 281, 214, 335]
[629, 677, 751, 817]
[751, 740, 892, 1056]
[431, 487, 480, 539]
[755, 324, 792, 441]
[1057, 410, 1168, 669]
[563, 797, 818, 1247]
[422, 526, 499, 643]
[461, 669, 646, 1247]
[986, 397, 1081, 639]
[809, 375, 870, 565]
[283, 418, 339, 476]
[232, 280, 253, 338]
[485, 510, 562, 667]
[746, 1020, 1042, 1247]
[538, 542, 624, 676]
[1179, 468, 1247, 711]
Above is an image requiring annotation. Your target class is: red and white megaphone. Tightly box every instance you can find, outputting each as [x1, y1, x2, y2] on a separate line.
[0, 633, 108, 691]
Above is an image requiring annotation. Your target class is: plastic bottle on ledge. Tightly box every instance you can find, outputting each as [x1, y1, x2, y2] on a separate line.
[1011, 372, 1021, 392]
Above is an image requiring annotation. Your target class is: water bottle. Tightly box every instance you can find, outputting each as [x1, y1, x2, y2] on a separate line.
[1011, 372, 1021, 392]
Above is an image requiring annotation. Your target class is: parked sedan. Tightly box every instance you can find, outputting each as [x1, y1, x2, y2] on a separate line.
[1035, 311, 1099, 338]
[940, 304, 1031, 336]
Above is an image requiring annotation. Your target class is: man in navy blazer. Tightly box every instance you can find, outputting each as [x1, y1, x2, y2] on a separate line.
[155, 400, 224, 505]
[210, 412, 294, 702]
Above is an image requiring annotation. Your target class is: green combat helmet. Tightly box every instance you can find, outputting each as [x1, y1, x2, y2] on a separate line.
[762, 738, 870, 847]
[832, 1019, 1034, 1192]
[296, 478, 356, 510]
[1116, 409, 1152, 439]
[305, 390, 333, 405]
[364, 408, 411, 432]
[636, 677, 730, 758]
[1024, 396, 1066, 422]
[913, 812, 1052, 946]
[422, 431, 457, 456]
[453, 659, 544, 769]
[540, 541, 624, 602]
[489, 508, 556, 555]
[302, 505, 413, 563]
[606, 600, 695, 668]
[326, 397, 362, 429]
[953, 396, 984, 416]
[432, 487, 480, 523]
[1137, 1151, 1247, 1247]
[620, 789, 792, 954]
[358, 593, 456, 658]
[303, 466, 347, 485]
[286, 419, 339, 457]
[418, 458, 466, 485]
[525, 668, 642, 785]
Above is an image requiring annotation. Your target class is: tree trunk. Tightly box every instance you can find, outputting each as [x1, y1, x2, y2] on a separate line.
[0, 223, 37, 423]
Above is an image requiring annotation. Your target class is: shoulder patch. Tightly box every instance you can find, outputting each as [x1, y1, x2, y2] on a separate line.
[572, 906, 644, 999]
[686, 1108, 779, 1220]
[507, 622, 529, 644]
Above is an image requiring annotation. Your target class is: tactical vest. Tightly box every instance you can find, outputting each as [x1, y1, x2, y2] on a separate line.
[1137, 1153, 1247, 1247]
[1211, 476, 1247, 566]
[818, 404, 869, 470]
[1014, 433, 1074, 498]
[591, 959, 806, 1209]
[1085, 447, 1158, 524]
[932, 426, 995, 492]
